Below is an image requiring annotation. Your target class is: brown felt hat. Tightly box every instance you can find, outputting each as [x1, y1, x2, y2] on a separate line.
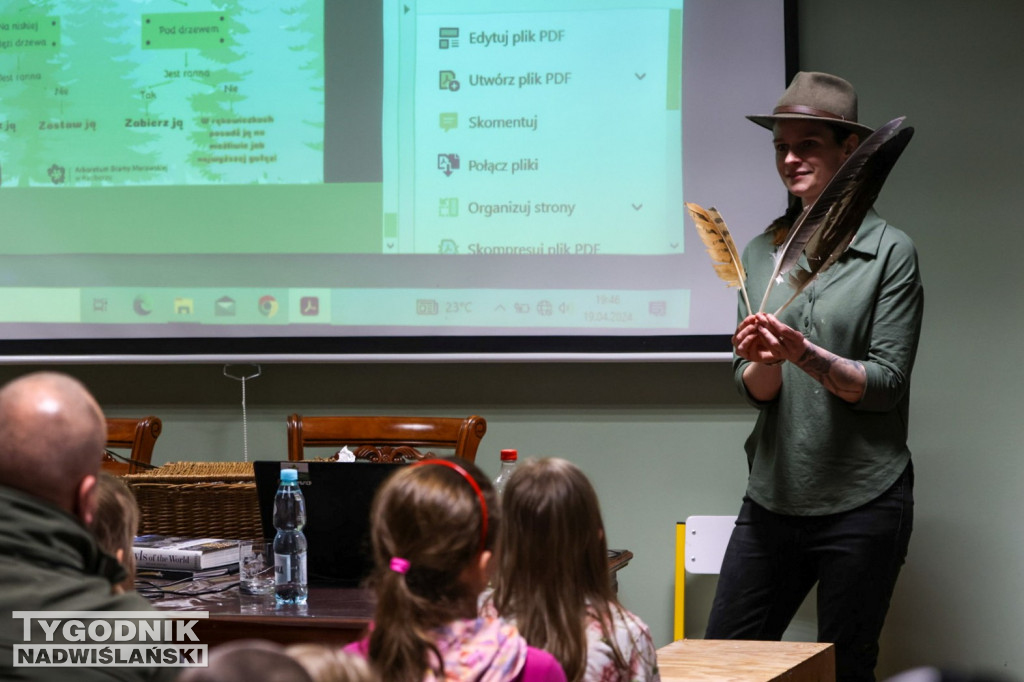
[747, 71, 874, 138]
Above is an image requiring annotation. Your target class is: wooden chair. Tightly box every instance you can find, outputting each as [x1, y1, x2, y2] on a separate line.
[286, 414, 486, 463]
[102, 416, 163, 475]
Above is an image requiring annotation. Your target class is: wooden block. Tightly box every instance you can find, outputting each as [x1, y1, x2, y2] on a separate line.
[656, 639, 835, 682]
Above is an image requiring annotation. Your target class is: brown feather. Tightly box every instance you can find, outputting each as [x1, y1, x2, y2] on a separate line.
[686, 202, 751, 315]
[760, 117, 915, 314]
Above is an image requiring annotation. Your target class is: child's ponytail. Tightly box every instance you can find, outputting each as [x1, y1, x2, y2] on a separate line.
[365, 458, 498, 682]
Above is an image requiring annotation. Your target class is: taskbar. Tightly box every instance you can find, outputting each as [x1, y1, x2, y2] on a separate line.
[4, 287, 691, 330]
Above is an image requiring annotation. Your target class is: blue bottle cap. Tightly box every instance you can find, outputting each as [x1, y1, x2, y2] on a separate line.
[280, 468, 299, 482]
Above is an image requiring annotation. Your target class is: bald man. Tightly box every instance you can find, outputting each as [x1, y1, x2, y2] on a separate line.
[0, 371, 106, 521]
[0, 372, 170, 681]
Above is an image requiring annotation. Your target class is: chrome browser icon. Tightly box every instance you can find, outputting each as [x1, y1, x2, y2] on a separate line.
[258, 295, 279, 318]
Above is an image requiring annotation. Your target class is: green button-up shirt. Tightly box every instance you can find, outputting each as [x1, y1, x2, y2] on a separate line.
[734, 209, 925, 515]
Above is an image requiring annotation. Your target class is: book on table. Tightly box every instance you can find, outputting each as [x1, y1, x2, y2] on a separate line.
[135, 563, 239, 583]
[133, 535, 240, 571]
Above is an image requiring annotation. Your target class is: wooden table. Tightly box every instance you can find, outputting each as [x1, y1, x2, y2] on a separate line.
[152, 586, 375, 647]
[150, 549, 633, 647]
[657, 639, 835, 682]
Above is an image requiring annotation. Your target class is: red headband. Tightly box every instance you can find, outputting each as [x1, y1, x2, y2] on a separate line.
[411, 459, 489, 553]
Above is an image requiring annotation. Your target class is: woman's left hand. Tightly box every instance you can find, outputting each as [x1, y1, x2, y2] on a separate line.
[760, 314, 867, 403]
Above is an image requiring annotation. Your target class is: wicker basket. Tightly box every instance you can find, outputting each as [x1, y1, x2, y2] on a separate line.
[124, 462, 263, 541]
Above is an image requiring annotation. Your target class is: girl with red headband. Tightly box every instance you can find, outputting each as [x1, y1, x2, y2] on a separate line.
[344, 457, 565, 682]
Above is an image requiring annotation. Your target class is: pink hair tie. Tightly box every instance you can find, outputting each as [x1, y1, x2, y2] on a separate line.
[390, 557, 411, 574]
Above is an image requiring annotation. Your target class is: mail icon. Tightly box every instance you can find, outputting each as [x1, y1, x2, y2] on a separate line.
[215, 296, 237, 317]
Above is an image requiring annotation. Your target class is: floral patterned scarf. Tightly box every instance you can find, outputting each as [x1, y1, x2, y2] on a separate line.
[424, 616, 528, 682]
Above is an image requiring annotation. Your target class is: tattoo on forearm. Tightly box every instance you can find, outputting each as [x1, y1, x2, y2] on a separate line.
[797, 347, 830, 378]
[795, 348, 866, 401]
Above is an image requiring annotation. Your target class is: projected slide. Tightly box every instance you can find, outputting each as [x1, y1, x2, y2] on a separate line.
[0, 0, 790, 355]
[0, 1, 324, 188]
[385, 2, 683, 256]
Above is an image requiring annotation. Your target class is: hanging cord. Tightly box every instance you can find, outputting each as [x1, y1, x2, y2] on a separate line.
[223, 364, 262, 462]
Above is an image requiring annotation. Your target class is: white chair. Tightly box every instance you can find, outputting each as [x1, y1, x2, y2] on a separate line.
[673, 515, 737, 639]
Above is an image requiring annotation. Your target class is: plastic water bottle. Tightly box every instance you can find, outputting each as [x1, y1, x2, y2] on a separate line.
[494, 449, 518, 495]
[273, 468, 308, 604]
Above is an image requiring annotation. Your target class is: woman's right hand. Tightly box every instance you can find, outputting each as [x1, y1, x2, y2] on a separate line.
[732, 313, 787, 366]
[734, 314, 787, 401]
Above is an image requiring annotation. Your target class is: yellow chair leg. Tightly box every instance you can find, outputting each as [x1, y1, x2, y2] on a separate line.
[673, 521, 686, 640]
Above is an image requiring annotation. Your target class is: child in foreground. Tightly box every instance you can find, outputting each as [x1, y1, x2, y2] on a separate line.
[484, 457, 660, 682]
[286, 643, 379, 682]
[345, 457, 566, 682]
[179, 639, 312, 682]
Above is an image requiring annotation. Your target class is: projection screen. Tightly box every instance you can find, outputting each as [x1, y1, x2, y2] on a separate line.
[0, 0, 794, 362]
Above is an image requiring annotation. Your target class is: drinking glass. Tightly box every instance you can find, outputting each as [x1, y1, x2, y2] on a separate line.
[238, 540, 275, 595]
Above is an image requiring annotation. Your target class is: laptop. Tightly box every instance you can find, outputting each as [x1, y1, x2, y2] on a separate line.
[253, 461, 400, 587]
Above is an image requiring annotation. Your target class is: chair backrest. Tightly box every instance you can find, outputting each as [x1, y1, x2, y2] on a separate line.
[674, 515, 737, 640]
[103, 416, 162, 475]
[286, 414, 486, 463]
[684, 515, 736, 574]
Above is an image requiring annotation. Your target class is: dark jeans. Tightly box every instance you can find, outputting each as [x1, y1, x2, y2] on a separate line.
[705, 462, 914, 682]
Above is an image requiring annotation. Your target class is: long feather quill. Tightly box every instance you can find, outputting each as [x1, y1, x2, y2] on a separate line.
[686, 202, 751, 315]
[758, 117, 914, 314]
[756, 202, 821, 313]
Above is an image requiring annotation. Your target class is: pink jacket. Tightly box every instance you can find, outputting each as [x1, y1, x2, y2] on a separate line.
[344, 616, 565, 682]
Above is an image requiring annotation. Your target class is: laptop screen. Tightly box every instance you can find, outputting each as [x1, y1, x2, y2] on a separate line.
[253, 461, 400, 587]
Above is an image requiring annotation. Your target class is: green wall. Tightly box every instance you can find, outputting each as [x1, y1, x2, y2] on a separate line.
[799, 0, 1024, 673]
[3, 0, 1023, 677]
